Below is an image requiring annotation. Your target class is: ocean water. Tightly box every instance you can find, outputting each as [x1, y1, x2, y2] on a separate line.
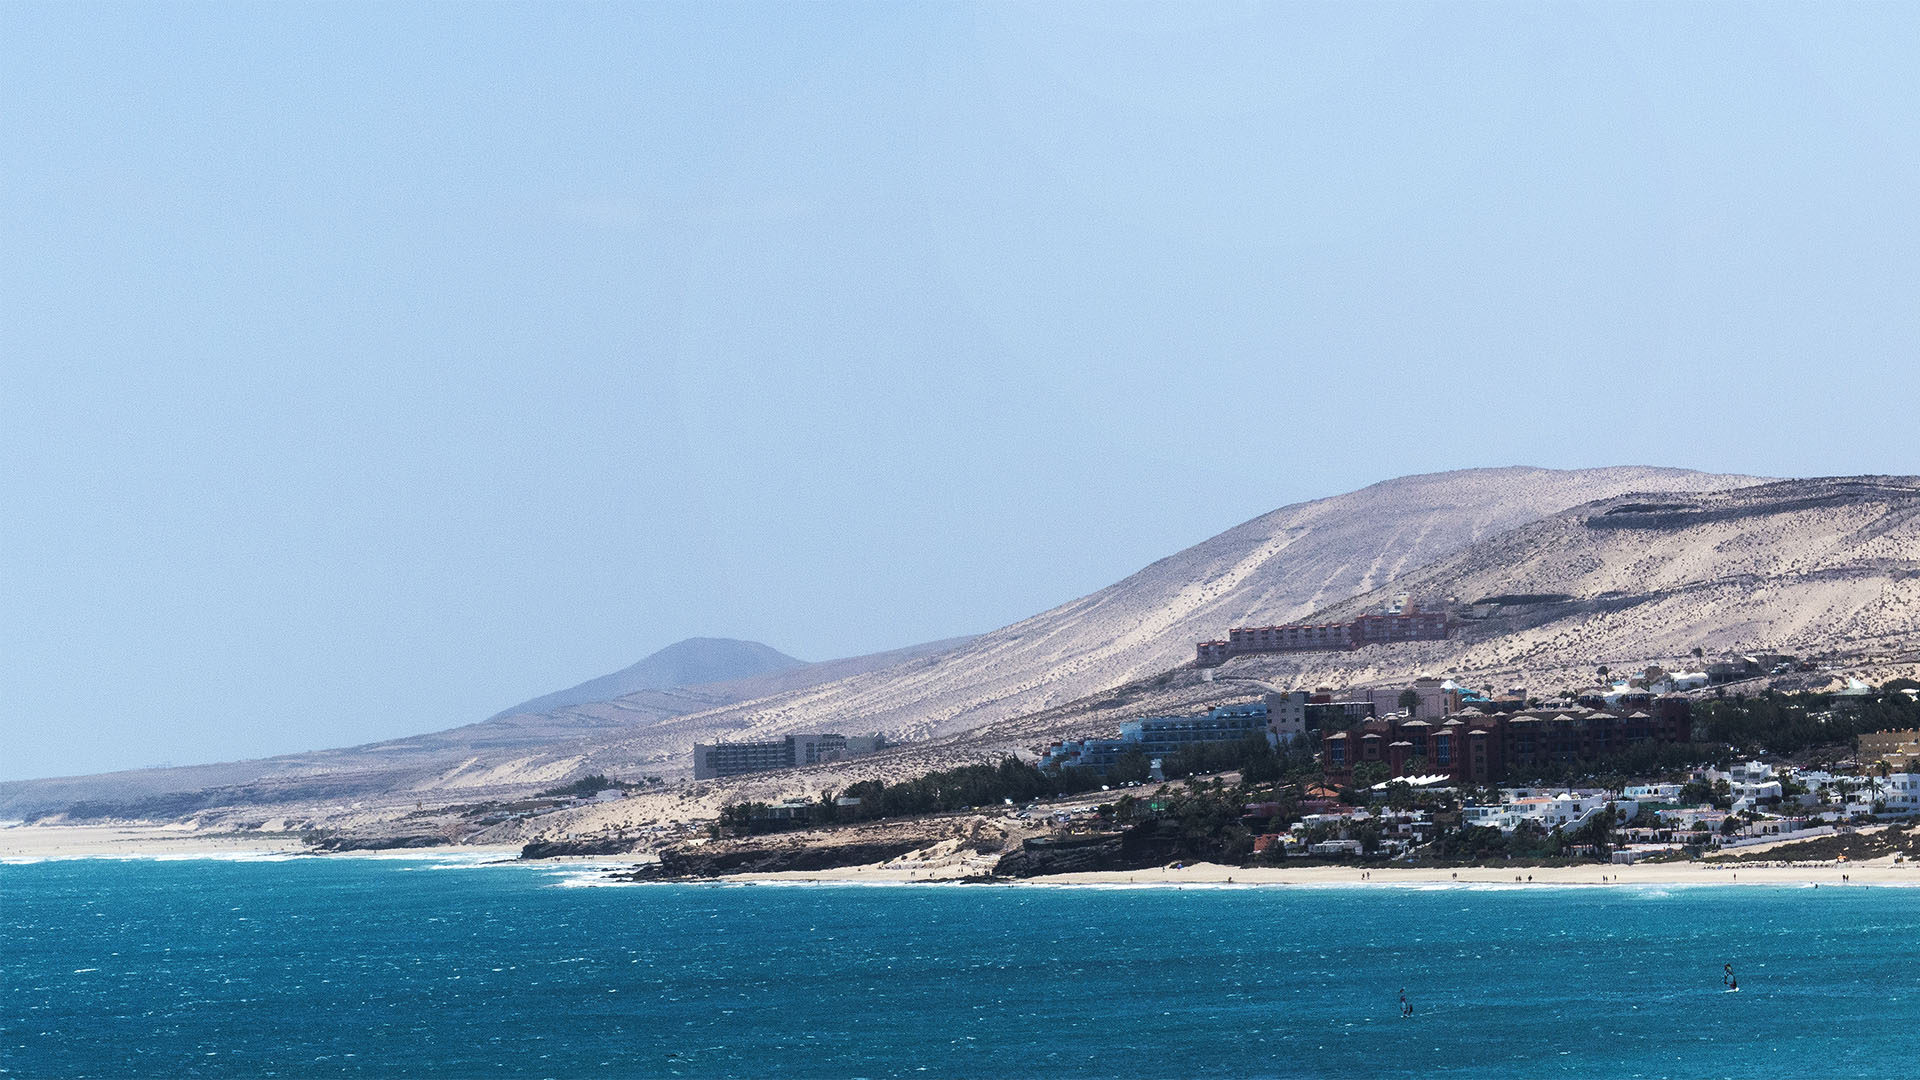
[4, 856, 1918, 1079]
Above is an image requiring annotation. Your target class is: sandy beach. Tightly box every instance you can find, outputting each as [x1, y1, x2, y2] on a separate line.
[715, 856, 1920, 888]
[9, 823, 1918, 889]
[0, 823, 313, 860]
[0, 823, 521, 862]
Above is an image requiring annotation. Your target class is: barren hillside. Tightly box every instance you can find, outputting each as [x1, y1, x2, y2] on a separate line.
[0, 636, 969, 820]
[1182, 476, 1920, 697]
[560, 467, 1760, 776]
[0, 466, 1765, 824]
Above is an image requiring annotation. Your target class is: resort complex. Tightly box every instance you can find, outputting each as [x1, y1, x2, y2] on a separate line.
[1193, 602, 1449, 666]
[1015, 660, 1920, 867]
[692, 733, 885, 780]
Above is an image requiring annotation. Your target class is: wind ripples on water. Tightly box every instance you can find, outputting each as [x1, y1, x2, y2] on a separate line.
[5, 860, 1919, 1078]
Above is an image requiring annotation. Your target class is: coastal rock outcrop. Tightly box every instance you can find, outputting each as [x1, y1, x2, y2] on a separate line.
[991, 833, 1129, 877]
[620, 838, 927, 879]
[519, 836, 642, 859]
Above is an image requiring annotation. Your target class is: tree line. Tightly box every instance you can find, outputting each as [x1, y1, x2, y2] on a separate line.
[1692, 685, 1920, 758]
[717, 757, 1108, 834]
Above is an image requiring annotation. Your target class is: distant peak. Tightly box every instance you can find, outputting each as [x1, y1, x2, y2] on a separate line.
[491, 637, 806, 719]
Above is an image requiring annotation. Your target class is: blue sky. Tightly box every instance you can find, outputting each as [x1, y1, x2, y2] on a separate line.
[4, 3, 1918, 781]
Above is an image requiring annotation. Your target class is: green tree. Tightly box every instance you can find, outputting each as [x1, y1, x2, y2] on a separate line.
[1570, 804, 1618, 858]
[1351, 761, 1389, 794]
[1355, 819, 1383, 855]
[1107, 749, 1152, 785]
[1398, 689, 1421, 717]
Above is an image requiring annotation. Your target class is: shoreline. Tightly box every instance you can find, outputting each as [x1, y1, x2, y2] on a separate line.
[0, 823, 521, 863]
[8, 824, 1918, 889]
[713, 857, 1920, 888]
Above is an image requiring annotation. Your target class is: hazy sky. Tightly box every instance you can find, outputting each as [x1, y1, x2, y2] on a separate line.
[5, 3, 1918, 781]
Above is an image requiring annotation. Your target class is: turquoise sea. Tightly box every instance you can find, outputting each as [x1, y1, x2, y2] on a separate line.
[4, 854, 1918, 1079]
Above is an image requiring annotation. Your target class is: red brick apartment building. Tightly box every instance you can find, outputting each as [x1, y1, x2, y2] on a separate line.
[1320, 698, 1693, 786]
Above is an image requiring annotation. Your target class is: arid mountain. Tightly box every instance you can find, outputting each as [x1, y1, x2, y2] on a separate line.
[490, 638, 806, 719]
[0, 636, 970, 820]
[1177, 476, 1920, 697]
[0, 466, 1772, 823]
[560, 467, 1762, 776]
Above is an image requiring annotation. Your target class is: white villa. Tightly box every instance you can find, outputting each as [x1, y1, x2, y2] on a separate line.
[1463, 793, 1638, 834]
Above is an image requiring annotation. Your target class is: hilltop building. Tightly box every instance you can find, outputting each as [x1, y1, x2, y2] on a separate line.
[1194, 605, 1448, 666]
[692, 733, 884, 780]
